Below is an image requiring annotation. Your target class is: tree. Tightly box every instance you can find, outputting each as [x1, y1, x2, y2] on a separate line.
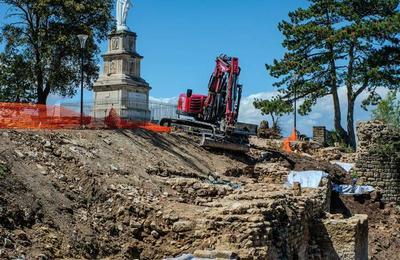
[253, 97, 293, 129]
[267, 0, 400, 148]
[372, 91, 400, 127]
[0, 52, 35, 102]
[0, 0, 114, 104]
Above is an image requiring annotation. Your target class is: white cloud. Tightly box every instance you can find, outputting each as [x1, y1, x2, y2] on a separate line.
[238, 87, 391, 136]
[150, 87, 386, 137]
[149, 96, 178, 104]
[47, 86, 393, 138]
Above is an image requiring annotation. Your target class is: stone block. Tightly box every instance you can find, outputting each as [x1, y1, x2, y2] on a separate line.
[321, 214, 368, 260]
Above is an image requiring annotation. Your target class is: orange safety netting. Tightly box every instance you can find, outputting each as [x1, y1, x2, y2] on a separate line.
[104, 107, 171, 133]
[0, 102, 171, 133]
[282, 129, 297, 153]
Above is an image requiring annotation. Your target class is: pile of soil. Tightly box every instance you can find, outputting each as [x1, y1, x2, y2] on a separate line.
[333, 195, 400, 260]
[0, 129, 247, 259]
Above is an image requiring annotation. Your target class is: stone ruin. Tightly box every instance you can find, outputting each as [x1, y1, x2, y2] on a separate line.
[0, 130, 372, 259]
[147, 162, 369, 259]
[354, 121, 400, 203]
[313, 126, 329, 146]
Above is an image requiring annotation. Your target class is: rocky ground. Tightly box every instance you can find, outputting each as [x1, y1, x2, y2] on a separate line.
[0, 129, 398, 259]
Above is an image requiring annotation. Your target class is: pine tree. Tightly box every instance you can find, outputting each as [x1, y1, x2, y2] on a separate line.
[267, 0, 400, 148]
[253, 97, 293, 129]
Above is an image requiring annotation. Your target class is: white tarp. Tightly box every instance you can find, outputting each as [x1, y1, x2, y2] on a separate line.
[332, 161, 355, 173]
[286, 171, 329, 188]
[332, 184, 375, 195]
[164, 255, 193, 260]
[164, 255, 212, 260]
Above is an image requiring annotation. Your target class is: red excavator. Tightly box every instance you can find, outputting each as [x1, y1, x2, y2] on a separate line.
[160, 55, 255, 152]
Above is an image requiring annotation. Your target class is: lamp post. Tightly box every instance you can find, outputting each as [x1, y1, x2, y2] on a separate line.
[77, 34, 88, 127]
[293, 74, 299, 135]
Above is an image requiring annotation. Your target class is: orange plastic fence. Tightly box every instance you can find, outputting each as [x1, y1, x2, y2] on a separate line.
[282, 129, 297, 152]
[0, 102, 171, 133]
[104, 107, 171, 133]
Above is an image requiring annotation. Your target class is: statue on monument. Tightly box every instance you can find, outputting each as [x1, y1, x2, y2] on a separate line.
[116, 0, 132, 31]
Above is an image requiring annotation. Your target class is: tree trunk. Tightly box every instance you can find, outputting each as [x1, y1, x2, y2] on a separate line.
[37, 90, 48, 105]
[37, 84, 50, 105]
[325, 6, 348, 144]
[346, 41, 356, 149]
[331, 86, 348, 142]
[271, 114, 277, 129]
[347, 98, 356, 149]
[328, 49, 348, 143]
[34, 48, 49, 105]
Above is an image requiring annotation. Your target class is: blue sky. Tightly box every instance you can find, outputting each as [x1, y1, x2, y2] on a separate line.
[124, 0, 309, 98]
[0, 0, 387, 135]
[1, 0, 308, 97]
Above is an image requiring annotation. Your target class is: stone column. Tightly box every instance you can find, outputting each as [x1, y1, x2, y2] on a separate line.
[313, 126, 327, 146]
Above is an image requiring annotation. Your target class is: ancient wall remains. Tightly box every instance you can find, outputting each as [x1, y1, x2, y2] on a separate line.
[311, 214, 368, 260]
[313, 126, 328, 145]
[354, 121, 400, 203]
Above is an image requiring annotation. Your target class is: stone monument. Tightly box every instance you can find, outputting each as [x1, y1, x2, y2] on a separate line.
[93, 0, 151, 121]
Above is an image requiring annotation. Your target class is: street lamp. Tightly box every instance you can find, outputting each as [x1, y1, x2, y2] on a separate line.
[292, 74, 299, 135]
[77, 34, 88, 127]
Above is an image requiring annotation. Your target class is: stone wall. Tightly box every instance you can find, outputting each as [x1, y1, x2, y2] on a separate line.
[354, 121, 400, 203]
[311, 214, 369, 260]
[313, 126, 327, 145]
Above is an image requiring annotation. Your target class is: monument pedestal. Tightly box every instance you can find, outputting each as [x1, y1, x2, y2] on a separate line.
[93, 30, 151, 121]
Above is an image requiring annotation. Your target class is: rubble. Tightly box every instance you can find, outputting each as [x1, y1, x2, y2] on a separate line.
[0, 128, 396, 259]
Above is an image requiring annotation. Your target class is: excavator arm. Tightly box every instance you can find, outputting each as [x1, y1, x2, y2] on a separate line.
[203, 55, 242, 130]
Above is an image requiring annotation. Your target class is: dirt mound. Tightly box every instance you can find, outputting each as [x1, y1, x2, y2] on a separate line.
[0, 129, 388, 259]
[338, 196, 400, 260]
[0, 129, 249, 259]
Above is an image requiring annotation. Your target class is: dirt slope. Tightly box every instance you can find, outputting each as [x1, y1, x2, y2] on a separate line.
[1, 129, 394, 259]
[0, 129, 249, 259]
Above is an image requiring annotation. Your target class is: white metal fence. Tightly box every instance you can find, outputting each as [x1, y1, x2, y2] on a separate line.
[61, 99, 178, 122]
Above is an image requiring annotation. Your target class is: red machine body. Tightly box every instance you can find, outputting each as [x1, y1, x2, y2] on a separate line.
[176, 55, 242, 131]
[177, 93, 207, 118]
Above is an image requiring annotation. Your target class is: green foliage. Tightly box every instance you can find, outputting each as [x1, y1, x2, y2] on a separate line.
[327, 129, 355, 151]
[372, 91, 400, 127]
[267, 0, 400, 148]
[253, 97, 293, 128]
[327, 130, 345, 146]
[351, 171, 358, 179]
[0, 52, 35, 102]
[0, 0, 115, 104]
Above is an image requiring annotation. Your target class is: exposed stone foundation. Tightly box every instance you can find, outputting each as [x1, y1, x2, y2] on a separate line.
[354, 121, 400, 203]
[311, 214, 368, 260]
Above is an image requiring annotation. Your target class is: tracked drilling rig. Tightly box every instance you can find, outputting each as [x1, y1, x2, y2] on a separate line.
[160, 55, 254, 152]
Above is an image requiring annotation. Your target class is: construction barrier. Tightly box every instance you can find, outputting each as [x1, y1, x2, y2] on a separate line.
[282, 129, 297, 152]
[0, 102, 171, 133]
